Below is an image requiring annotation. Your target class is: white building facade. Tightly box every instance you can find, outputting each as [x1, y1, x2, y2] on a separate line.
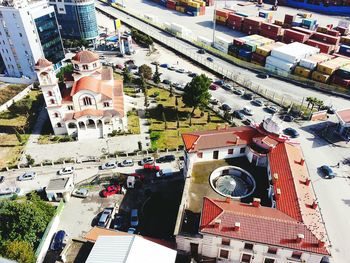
[36, 50, 127, 140]
[0, 0, 64, 79]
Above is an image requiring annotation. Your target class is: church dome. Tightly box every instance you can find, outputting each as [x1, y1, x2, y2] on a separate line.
[72, 50, 99, 64]
[35, 58, 52, 68]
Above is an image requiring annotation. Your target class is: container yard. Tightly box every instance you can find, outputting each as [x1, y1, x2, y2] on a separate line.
[149, 0, 207, 16]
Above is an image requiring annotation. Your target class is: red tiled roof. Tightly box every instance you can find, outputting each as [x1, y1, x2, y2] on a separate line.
[73, 109, 104, 119]
[35, 58, 52, 68]
[72, 50, 99, 64]
[182, 126, 259, 152]
[268, 143, 302, 221]
[112, 79, 124, 117]
[60, 86, 72, 102]
[70, 76, 113, 99]
[336, 108, 350, 123]
[200, 198, 329, 255]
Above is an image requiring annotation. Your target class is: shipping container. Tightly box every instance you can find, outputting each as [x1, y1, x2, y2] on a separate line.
[335, 64, 350, 79]
[252, 52, 266, 64]
[317, 57, 350, 75]
[334, 26, 349, 36]
[291, 26, 314, 36]
[340, 36, 350, 45]
[299, 53, 334, 70]
[312, 71, 330, 83]
[266, 56, 296, 72]
[317, 26, 329, 34]
[284, 29, 309, 43]
[271, 42, 319, 63]
[261, 22, 282, 34]
[215, 9, 232, 18]
[311, 32, 340, 46]
[326, 29, 340, 37]
[306, 39, 334, 54]
[238, 49, 252, 61]
[256, 42, 285, 57]
[332, 75, 350, 88]
[228, 45, 240, 57]
[338, 44, 350, 57]
[294, 66, 312, 78]
[197, 35, 213, 46]
[284, 14, 296, 24]
[274, 20, 284, 26]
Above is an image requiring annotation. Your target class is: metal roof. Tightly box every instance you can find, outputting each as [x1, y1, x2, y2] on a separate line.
[46, 177, 71, 191]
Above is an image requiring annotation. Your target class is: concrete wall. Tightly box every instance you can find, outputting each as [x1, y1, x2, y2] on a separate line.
[176, 234, 324, 263]
[0, 76, 33, 84]
[0, 84, 32, 112]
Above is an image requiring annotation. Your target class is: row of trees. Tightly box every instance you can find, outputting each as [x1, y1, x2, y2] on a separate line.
[131, 29, 153, 47]
[62, 38, 90, 49]
[306, 97, 324, 111]
[0, 193, 56, 263]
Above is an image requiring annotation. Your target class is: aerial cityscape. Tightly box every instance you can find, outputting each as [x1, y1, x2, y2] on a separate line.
[0, 0, 349, 262]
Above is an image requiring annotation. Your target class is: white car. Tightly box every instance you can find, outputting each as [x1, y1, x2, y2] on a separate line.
[120, 159, 134, 167]
[101, 161, 117, 170]
[58, 167, 74, 175]
[243, 106, 254, 116]
[72, 188, 89, 198]
[139, 157, 154, 165]
[17, 171, 36, 181]
[266, 105, 279, 114]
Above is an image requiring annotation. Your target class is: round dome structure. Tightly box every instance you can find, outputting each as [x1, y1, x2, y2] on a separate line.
[262, 116, 282, 135]
[72, 50, 99, 64]
[209, 166, 256, 199]
[35, 58, 52, 69]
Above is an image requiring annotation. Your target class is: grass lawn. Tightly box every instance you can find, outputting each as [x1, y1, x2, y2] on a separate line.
[191, 160, 228, 184]
[0, 84, 28, 105]
[124, 86, 139, 97]
[146, 87, 227, 150]
[127, 110, 141, 134]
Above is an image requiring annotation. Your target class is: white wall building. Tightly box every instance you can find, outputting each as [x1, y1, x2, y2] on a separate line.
[36, 50, 127, 140]
[0, 0, 64, 79]
[176, 120, 331, 263]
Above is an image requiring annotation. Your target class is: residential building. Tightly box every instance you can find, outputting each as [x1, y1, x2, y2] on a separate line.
[49, 0, 98, 41]
[0, 0, 64, 79]
[35, 50, 127, 140]
[335, 108, 350, 140]
[175, 118, 331, 263]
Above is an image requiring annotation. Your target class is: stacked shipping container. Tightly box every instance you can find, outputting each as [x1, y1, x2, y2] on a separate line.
[150, 0, 206, 16]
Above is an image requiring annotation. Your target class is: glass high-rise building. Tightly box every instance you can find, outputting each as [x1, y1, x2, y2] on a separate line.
[49, 0, 98, 41]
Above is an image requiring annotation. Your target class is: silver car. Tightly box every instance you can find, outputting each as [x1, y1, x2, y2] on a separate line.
[101, 161, 117, 170]
[17, 171, 36, 181]
[120, 159, 134, 167]
[72, 188, 89, 198]
[58, 166, 74, 175]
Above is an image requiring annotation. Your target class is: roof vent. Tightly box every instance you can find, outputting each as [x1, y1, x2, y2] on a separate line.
[225, 197, 231, 203]
[214, 218, 221, 228]
[234, 222, 240, 231]
[318, 239, 326, 248]
[296, 234, 305, 243]
[252, 198, 261, 207]
[273, 173, 279, 181]
[276, 188, 281, 200]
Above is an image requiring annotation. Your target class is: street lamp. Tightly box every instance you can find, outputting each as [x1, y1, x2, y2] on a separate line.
[106, 139, 111, 156]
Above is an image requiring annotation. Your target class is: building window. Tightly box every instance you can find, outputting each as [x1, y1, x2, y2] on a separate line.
[53, 112, 59, 118]
[267, 247, 278, 255]
[291, 251, 302, 259]
[221, 238, 230, 246]
[67, 105, 73, 110]
[213, 150, 219, 159]
[74, 64, 79, 70]
[50, 99, 55, 104]
[219, 249, 229, 259]
[59, 8, 64, 11]
[82, 64, 88, 70]
[240, 147, 246, 154]
[19, 33, 22, 37]
[241, 253, 252, 263]
[48, 91, 53, 96]
[228, 149, 233, 154]
[57, 123, 62, 128]
[244, 243, 254, 250]
[93, 62, 97, 68]
[264, 258, 275, 263]
[103, 102, 110, 107]
[83, 97, 92, 106]
[197, 152, 203, 158]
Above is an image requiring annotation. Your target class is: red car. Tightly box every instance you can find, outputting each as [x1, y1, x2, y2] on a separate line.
[143, 164, 160, 171]
[129, 173, 145, 180]
[102, 185, 122, 197]
[210, 84, 219, 90]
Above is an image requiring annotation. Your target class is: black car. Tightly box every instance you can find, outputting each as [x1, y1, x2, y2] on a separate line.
[257, 73, 269, 79]
[233, 110, 245, 120]
[0, 176, 4, 184]
[156, 155, 176, 163]
[283, 115, 294, 122]
[188, 72, 198, 78]
[221, 104, 232, 112]
[162, 79, 171, 85]
[283, 127, 300, 138]
[243, 93, 254, 100]
[50, 230, 66, 251]
[197, 49, 206, 54]
[207, 57, 214, 62]
[113, 215, 125, 230]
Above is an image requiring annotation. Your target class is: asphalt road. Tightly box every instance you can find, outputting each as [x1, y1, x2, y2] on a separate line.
[95, 1, 350, 110]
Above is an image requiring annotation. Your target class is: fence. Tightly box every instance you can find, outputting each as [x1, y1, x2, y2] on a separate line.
[96, 1, 350, 110]
[0, 84, 33, 112]
[35, 200, 65, 263]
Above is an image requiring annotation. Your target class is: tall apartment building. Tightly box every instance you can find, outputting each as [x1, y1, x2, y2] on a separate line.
[0, 0, 64, 79]
[49, 0, 98, 41]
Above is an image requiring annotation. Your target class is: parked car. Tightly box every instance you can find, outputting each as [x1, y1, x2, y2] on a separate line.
[72, 188, 89, 198]
[207, 57, 214, 62]
[320, 165, 335, 179]
[17, 171, 36, 181]
[168, 66, 176, 71]
[143, 164, 160, 171]
[197, 49, 206, 54]
[162, 79, 171, 85]
[127, 227, 137, 234]
[209, 84, 219, 90]
[265, 105, 279, 114]
[113, 215, 124, 230]
[283, 127, 300, 138]
[58, 166, 74, 175]
[176, 68, 186, 73]
[101, 161, 117, 170]
[0, 176, 4, 184]
[233, 110, 245, 120]
[98, 208, 112, 227]
[221, 104, 232, 112]
[130, 209, 139, 227]
[252, 99, 264, 107]
[119, 159, 134, 167]
[233, 88, 245, 96]
[50, 230, 67, 251]
[188, 72, 198, 78]
[243, 93, 254, 100]
[160, 63, 169, 68]
[222, 83, 232, 91]
[243, 117, 255, 125]
[102, 185, 122, 197]
[283, 115, 294, 122]
[156, 168, 174, 178]
[209, 98, 219, 105]
[156, 155, 176, 163]
[327, 106, 336, 114]
[257, 73, 269, 79]
[243, 106, 254, 116]
[214, 79, 224, 86]
[139, 157, 154, 165]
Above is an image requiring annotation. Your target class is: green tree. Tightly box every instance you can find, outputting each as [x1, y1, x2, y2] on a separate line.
[207, 112, 211, 123]
[144, 92, 148, 107]
[122, 67, 133, 84]
[56, 64, 74, 83]
[25, 155, 34, 166]
[182, 74, 211, 124]
[306, 97, 316, 110]
[138, 64, 153, 80]
[152, 64, 161, 84]
[14, 128, 23, 144]
[315, 99, 324, 111]
[138, 75, 147, 91]
[2, 240, 36, 263]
